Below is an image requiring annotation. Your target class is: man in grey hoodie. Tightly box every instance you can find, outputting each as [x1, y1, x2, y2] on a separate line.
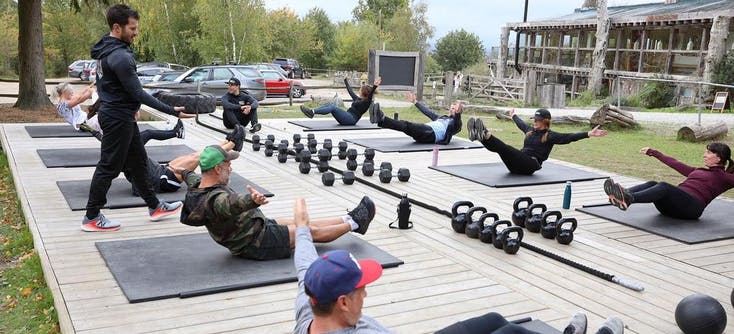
[83, 4, 194, 232]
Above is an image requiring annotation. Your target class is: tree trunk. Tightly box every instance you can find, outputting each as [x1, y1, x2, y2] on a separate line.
[590, 104, 638, 128]
[588, 0, 609, 96]
[14, 0, 51, 110]
[677, 121, 729, 142]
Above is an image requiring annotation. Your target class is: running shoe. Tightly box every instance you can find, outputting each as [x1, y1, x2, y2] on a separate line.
[348, 196, 376, 235]
[300, 105, 314, 118]
[149, 201, 183, 221]
[81, 214, 121, 232]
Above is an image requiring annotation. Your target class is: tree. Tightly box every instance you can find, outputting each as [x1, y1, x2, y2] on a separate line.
[328, 22, 378, 71]
[381, 1, 433, 52]
[299, 7, 335, 69]
[192, 0, 267, 64]
[264, 8, 302, 59]
[433, 29, 485, 72]
[352, 0, 408, 23]
[0, 3, 19, 77]
[15, 0, 51, 109]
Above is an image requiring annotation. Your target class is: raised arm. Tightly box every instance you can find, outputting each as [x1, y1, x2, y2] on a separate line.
[344, 77, 359, 100]
[294, 198, 318, 325]
[66, 84, 95, 109]
[642, 148, 696, 176]
[511, 112, 532, 133]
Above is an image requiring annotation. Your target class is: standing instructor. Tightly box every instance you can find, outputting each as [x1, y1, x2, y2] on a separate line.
[83, 4, 193, 232]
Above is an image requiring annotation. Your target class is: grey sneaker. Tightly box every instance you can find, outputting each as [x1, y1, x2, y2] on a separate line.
[300, 105, 314, 118]
[597, 317, 624, 334]
[607, 180, 633, 211]
[249, 123, 262, 133]
[149, 201, 183, 221]
[81, 214, 121, 232]
[473, 118, 488, 141]
[369, 103, 384, 124]
[563, 312, 587, 334]
[348, 196, 376, 235]
[467, 118, 477, 141]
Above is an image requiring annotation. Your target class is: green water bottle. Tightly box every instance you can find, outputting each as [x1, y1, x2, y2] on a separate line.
[562, 181, 572, 209]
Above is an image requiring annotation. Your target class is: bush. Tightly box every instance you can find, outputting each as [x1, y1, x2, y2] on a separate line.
[639, 80, 675, 109]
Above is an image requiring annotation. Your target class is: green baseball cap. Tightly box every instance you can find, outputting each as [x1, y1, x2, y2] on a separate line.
[199, 145, 239, 172]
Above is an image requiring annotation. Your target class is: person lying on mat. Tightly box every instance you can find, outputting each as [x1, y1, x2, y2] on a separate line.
[291, 198, 626, 334]
[299, 76, 382, 125]
[127, 124, 246, 196]
[54, 83, 184, 142]
[467, 109, 607, 175]
[604, 142, 734, 219]
[179, 150, 377, 261]
[292, 198, 391, 334]
[437, 312, 624, 334]
[368, 92, 463, 145]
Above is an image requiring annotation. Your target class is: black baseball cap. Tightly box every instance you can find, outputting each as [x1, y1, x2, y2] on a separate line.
[534, 109, 551, 121]
[227, 77, 240, 86]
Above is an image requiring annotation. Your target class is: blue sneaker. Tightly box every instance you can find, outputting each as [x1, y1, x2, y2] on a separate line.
[81, 214, 121, 232]
[149, 201, 183, 221]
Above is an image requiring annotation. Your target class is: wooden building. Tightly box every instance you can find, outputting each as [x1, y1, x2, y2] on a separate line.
[494, 0, 734, 99]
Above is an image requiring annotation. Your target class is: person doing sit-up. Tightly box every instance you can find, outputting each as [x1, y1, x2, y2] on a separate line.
[179, 148, 377, 260]
[300, 76, 382, 125]
[467, 109, 607, 175]
[368, 92, 463, 144]
[604, 142, 734, 219]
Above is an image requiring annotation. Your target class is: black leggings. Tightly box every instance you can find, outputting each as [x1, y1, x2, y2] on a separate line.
[481, 136, 541, 175]
[379, 117, 436, 144]
[223, 108, 258, 129]
[86, 116, 159, 219]
[140, 128, 176, 144]
[436, 312, 539, 334]
[629, 181, 706, 219]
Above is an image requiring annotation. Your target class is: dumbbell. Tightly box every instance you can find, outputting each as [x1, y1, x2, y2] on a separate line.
[297, 150, 330, 174]
[251, 135, 261, 151]
[346, 148, 376, 161]
[292, 133, 316, 144]
[276, 143, 306, 163]
[263, 140, 276, 157]
[337, 141, 349, 159]
[307, 138, 333, 154]
[378, 167, 411, 183]
[321, 171, 356, 186]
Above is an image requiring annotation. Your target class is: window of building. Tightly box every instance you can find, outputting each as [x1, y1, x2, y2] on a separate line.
[620, 29, 643, 50]
[647, 29, 670, 50]
[619, 51, 640, 72]
[671, 53, 699, 75]
[562, 31, 574, 48]
[673, 27, 703, 51]
[561, 50, 575, 66]
[642, 52, 668, 73]
[604, 51, 616, 70]
[580, 30, 596, 49]
[546, 31, 560, 47]
[545, 49, 559, 65]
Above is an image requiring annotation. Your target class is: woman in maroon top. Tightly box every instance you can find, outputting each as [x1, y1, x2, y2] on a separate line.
[605, 142, 734, 219]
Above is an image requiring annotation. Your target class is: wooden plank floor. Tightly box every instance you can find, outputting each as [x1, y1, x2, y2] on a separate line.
[2, 112, 733, 334]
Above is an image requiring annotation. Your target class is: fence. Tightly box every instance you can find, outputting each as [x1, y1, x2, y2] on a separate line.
[422, 72, 525, 106]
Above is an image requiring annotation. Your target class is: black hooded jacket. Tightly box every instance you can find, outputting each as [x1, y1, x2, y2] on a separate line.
[90, 35, 178, 121]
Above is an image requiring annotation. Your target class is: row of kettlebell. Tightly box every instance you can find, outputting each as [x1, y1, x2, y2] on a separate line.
[511, 197, 577, 244]
[450, 201, 523, 255]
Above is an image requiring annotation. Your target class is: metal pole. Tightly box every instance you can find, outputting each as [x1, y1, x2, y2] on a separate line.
[617, 76, 621, 108]
[697, 83, 702, 126]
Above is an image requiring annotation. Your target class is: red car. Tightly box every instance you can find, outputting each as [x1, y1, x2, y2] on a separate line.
[260, 70, 305, 98]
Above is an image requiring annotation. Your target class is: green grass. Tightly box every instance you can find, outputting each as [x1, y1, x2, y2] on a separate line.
[0, 151, 60, 334]
[259, 105, 734, 198]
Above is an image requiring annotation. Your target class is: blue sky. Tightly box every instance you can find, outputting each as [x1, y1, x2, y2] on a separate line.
[265, 0, 657, 49]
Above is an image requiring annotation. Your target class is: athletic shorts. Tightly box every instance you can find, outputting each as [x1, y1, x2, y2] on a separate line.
[157, 166, 181, 193]
[239, 219, 291, 260]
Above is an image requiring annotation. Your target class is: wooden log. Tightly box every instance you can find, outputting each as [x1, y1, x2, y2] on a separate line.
[463, 105, 505, 114]
[677, 121, 729, 142]
[553, 115, 591, 125]
[590, 104, 638, 128]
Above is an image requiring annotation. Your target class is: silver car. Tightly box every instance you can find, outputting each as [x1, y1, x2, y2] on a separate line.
[145, 65, 266, 101]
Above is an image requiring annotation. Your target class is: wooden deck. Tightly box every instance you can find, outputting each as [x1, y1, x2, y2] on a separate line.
[2, 111, 733, 334]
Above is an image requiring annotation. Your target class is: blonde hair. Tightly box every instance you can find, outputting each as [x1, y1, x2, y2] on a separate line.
[526, 119, 551, 143]
[52, 82, 73, 104]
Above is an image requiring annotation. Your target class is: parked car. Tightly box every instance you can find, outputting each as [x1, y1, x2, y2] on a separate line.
[137, 67, 173, 84]
[273, 58, 305, 79]
[150, 70, 185, 83]
[137, 62, 190, 71]
[260, 69, 305, 98]
[80, 61, 97, 82]
[68, 60, 92, 79]
[248, 63, 289, 78]
[144, 64, 266, 101]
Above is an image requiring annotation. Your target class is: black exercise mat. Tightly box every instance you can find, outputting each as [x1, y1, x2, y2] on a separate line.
[345, 137, 482, 153]
[577, 201, 734, 244]
[37, 145, 194, 168]
[429, 162, 607, 188]
[288, 119, 379, 131]
[57, 173, 273, 211]
[96, 233, 404, 303]
[25, 123, 156, 138]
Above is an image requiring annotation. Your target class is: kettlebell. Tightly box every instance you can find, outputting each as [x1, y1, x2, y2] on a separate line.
[464, 206, 487, 239]
[478, 213, 501, 243]
[524, 203, 547, 232]
[555, 217, 578, 245]
[450, 201, 474, 233]
[490, 220, 513, 249]
[540, 210, 562, 239]
[511, 197, 533, 227]
[500, 226, 524, 255]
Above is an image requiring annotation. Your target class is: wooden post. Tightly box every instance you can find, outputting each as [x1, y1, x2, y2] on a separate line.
[443, 72, 454, 106]
[588, 0, 609, 96]
[498, 26, 510, 79]
[288, 81, 293, 106]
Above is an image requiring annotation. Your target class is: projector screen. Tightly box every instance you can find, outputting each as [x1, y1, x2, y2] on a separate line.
[368, 50, 424, 100]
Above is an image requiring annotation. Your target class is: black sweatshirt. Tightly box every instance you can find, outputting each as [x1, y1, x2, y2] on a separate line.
[91, 35, 178, 121]
[344, 78, 377, 115]
[513, 114, 588, 164]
